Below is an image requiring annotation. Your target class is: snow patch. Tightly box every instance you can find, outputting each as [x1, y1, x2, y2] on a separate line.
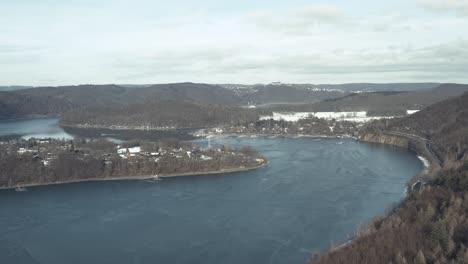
[259, 111, 393, 123]
[117, 146, 141, 154]
[407, 110, 420, 115]
[417, 155, 430, 173]
[259, 112, 314, 122]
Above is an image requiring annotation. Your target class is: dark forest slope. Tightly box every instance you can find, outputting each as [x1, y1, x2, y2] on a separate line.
[271, 84, 468, 116]
[240, 84, 349, 105]
[310, 92, 468, 264]
[387, 91, 468, 163]
[310, 163, 468, 264]
[61, 100, 259, 129]
[0, 83, 242, 120]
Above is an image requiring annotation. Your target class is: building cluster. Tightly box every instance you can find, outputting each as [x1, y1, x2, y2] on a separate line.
[10, 139, 73, 167]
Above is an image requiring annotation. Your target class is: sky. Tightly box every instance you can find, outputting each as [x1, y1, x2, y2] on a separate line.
[1, 0, 468, 86]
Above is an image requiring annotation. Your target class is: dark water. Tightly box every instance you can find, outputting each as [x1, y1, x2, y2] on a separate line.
[62, 126, 197, 141]
[0, 118, 72, 140]
[0, 133, 423, 264]
[0, 118, 195, 141]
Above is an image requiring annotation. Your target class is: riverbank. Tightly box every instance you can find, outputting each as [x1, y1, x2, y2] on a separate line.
[309, 133, 438, 261]
[0, 115, 60, 122]
[60, 123, 206, 131]
[200, 132, 357, 140]
[202, 132, 435, 176]
[358, 132, 442, 172]
[0, 161, 268, 191]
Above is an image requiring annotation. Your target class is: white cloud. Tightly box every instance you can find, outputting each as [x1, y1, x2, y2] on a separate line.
[1, 1, 468, 85]
[290, 5, 344, 22]
[246, 5, 345, 35]
[417, 0, 468, 16]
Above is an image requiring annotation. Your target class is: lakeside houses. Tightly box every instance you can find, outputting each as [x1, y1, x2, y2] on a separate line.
[0, 138, 267, 189]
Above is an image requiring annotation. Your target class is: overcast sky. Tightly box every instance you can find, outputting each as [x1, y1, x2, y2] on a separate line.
[1, 0, 468, 85]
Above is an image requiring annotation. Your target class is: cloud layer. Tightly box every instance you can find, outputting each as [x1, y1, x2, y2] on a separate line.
[0, 0, 467, 85]
[417, 0, 468, 16]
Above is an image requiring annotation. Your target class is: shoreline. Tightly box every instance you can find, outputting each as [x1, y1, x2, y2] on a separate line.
[0, 162, 268, 191]
[0, 115, 60, 122]
[60, 123, 205, 131]
[322, 133, 435, 253]
[201, 132, 432, 175]
[358, 133, 440, 172]
[199, 132, 357, 140]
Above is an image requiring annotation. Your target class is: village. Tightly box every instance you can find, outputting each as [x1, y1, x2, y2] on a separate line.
[195, 115, 362, 138]
[0, 138, 267, 189]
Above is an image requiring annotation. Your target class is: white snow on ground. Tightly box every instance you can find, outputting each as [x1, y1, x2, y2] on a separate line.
[259, 111, 394, 123]
[314, 111, 367, 119]
[407, 110, 420, 115]
[117, 146, 141, 154]
[417, 155, 430, 173]
[259, 112, 314, 122]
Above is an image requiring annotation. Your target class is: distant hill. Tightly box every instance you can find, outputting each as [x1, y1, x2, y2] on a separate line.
[311, 82, 441, 92]
[221, 82, 441, 92]
[0, 86, 33, 92]
[0, 83, 242, 120]
[270, 83, 468, 116]
[240, 84, 349, 105]
[61, 100, 259, 129]
[0, 91, 73, 120]
[134, 83, 241, 106]
[220, 82, 442, 106]
[0, 82, 464, 121]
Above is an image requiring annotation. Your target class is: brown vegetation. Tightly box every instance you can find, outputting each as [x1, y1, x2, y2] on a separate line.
[310, 163, 468, 264]
[311, 91, 468, 264]
[60, 100, 261, 129]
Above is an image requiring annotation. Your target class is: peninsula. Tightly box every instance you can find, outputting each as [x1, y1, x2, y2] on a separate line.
[0, 138, 267, 190]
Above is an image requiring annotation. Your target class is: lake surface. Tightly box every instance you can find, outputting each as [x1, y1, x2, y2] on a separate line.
[0, 118, 72, 140]
[0, 120, 423, 264]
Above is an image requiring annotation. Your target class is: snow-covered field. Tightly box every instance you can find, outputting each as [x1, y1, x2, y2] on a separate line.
[259, 112, 315, 122]
[259, 110, 420, 123]
[260, 111, 390, 123]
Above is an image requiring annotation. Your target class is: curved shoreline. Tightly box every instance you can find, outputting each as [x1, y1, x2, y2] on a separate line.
[201, 132, 356, 139]
[0, 162, 268, 191]
[204, 133, 432, 173]
[203, 133, 432, 170]
[60, 123, 204, 131]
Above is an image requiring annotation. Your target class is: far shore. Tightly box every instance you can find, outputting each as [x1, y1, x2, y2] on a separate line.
[209, 132, 432, 170]
[0, 162, 268, 191]
[199, 132, 357, 139]
[0, 115, 60, 122]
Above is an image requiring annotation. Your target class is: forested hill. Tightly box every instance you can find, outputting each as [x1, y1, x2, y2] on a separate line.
[0, 86, 33, 92]
[1, 82, 467, 123]
[239, 84, 350, 105]
[0, 90, 74, 119]
[224, 83, 442, 106]
[386, 90, 468, 164]
[60, 100, 260, 129]
[310, 91, 468, 264]
[0, 83, 241, 120]
[270, 83, 468, 116]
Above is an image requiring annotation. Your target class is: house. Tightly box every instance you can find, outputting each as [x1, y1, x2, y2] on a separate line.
[117, 146, 141, 154]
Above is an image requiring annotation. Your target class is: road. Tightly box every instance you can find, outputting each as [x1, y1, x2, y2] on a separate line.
[384, 131, 444, 168]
